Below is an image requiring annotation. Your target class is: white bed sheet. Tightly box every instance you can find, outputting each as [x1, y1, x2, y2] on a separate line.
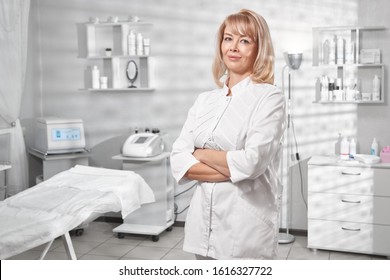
[0, 165, 154, 259]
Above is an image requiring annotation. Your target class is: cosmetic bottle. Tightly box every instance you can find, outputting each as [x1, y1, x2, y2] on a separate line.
[372, 75, 380, 101]
[329, 36, 336, 65]
[322, 39, 330, 65]
[336, 36, 344, 65]
[92, 65, 100, 89]
[371, 138, 379, 156]
[136, 33, 144, 56]
[335, 133, 342, 155]
[328, 78, 335, 101]
[127, 31, 136, 56]
[321, 76, 329, 101]
[143, 38, 151, 56]
[340, 137, 350, 160]
[350, 138, 357, 158]
[345, 39, 354, 64]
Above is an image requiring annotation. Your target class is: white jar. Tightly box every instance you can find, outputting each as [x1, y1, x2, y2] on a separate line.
[100, 76, 108, 89]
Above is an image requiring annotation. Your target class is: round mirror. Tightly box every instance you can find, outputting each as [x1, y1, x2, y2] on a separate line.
[126, 60, 138, 88]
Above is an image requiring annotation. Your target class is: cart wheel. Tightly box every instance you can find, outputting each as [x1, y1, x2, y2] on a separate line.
[152, 235, 159, 242]
[166, 227, 173, 232]
[118, 233, 125, 239]
[75, 229, 84, 236]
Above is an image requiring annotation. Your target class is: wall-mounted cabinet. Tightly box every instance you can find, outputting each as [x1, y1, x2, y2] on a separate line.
[313, 26, 386, 104]
[77, 21, 154, 92]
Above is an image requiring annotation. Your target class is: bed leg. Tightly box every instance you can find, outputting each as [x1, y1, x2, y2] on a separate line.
[39, 239, 54, 260]
[62, 232, 77, 260]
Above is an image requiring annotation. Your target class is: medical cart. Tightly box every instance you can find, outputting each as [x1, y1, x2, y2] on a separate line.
[112, 152, 174, 241]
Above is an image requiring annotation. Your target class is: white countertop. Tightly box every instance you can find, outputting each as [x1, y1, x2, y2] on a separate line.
[308, 155, 390, 169]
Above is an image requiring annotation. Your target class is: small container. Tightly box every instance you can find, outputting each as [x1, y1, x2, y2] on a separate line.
[127, 31, 136, 56]
[143, 38, 151, 55]
[100, 76, 108, 89]
[329, 36, 336, 65]
[340, 137, 350, 160]
[350, 138, 357, 158]
[92, 65, 100, 89]
[136, 33, 144, 55]
[336, 36, 344, 65]
[108, 16, 118, 23]
[371, 138, 379, 156]
[380, 146, 390, 163]
[372, 75, 380, 101]
[105, 48, 112, 56]
[362, 92, 371, 101]
[335, 133, 342, 155]
[89, 17, 99, 24]
[322, 39, 330, 65]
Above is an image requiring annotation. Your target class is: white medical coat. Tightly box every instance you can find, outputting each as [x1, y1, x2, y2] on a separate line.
[170, 77, 285, 259]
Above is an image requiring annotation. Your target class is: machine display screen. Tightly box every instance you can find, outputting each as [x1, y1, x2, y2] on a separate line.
[51, 128, 81, 141]
[134, 136, 149, 144]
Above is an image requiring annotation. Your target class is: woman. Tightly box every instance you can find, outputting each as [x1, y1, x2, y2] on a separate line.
[170, 9, 285, 259]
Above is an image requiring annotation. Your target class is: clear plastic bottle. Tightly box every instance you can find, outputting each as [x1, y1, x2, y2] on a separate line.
[340, 137, 350, 160]
[371, 138, 379, 156]
[350, 138, 357, 158]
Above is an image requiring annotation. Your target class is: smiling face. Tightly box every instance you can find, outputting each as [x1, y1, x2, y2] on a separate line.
[221, 23, 258, 78]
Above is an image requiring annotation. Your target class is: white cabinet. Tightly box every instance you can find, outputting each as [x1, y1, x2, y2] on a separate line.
[77, 21, 154, 92]
[313, 26, 386, 104]
[112, 152, 174, 241]
[307, 156, 390, 257]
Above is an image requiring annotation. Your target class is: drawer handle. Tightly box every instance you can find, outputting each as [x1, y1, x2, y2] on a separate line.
[341, 171, 361, 176]
[341, 227, 361, 232]
[341, 199, 361, 204]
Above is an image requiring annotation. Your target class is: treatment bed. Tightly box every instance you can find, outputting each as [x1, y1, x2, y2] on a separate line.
[0, 165, 155, 260]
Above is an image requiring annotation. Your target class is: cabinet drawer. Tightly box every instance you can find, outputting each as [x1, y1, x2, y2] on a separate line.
[308, 219, 390, 255]
[308, 165, 390, 196]
[308, 192, 390, 224]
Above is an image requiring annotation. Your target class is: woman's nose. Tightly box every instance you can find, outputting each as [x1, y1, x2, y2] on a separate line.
[229, 40, 238, 52]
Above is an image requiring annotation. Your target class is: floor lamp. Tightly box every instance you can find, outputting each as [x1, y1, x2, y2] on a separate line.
[278, 52, 302, 244]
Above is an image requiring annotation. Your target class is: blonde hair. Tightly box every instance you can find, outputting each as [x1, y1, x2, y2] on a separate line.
[212, 9, 275, 87]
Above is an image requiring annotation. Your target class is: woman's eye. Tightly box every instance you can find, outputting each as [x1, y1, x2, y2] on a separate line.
[223, 36, 232, 41]
[240, 39, 250, 44]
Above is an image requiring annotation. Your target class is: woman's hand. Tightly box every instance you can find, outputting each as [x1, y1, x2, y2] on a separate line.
[192, 148, 231, 178]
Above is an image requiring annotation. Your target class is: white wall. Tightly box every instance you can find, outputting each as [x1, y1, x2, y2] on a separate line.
[21, 0, 389, 227]
[357, 0, 390, 153]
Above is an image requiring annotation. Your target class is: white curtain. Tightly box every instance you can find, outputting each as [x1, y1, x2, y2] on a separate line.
[0, 0, 30, 195]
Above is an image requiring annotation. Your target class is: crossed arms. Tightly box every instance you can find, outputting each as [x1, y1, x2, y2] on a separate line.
[184, 149, 231, 182]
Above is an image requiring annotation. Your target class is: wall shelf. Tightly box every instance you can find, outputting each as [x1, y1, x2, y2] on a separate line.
[313, 26, 386, 104]
[77, 19, 154, 91]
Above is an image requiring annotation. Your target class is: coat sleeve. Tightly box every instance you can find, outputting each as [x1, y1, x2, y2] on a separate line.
[170, 97, 200, 185]
[226, 91, 285, 183]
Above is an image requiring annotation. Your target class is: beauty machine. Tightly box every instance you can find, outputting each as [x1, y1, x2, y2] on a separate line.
[122, 132, 164, 158]
[34, 117, 86, 154]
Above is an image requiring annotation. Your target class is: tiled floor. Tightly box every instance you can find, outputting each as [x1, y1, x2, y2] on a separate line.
[6, 221, 388, 260]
